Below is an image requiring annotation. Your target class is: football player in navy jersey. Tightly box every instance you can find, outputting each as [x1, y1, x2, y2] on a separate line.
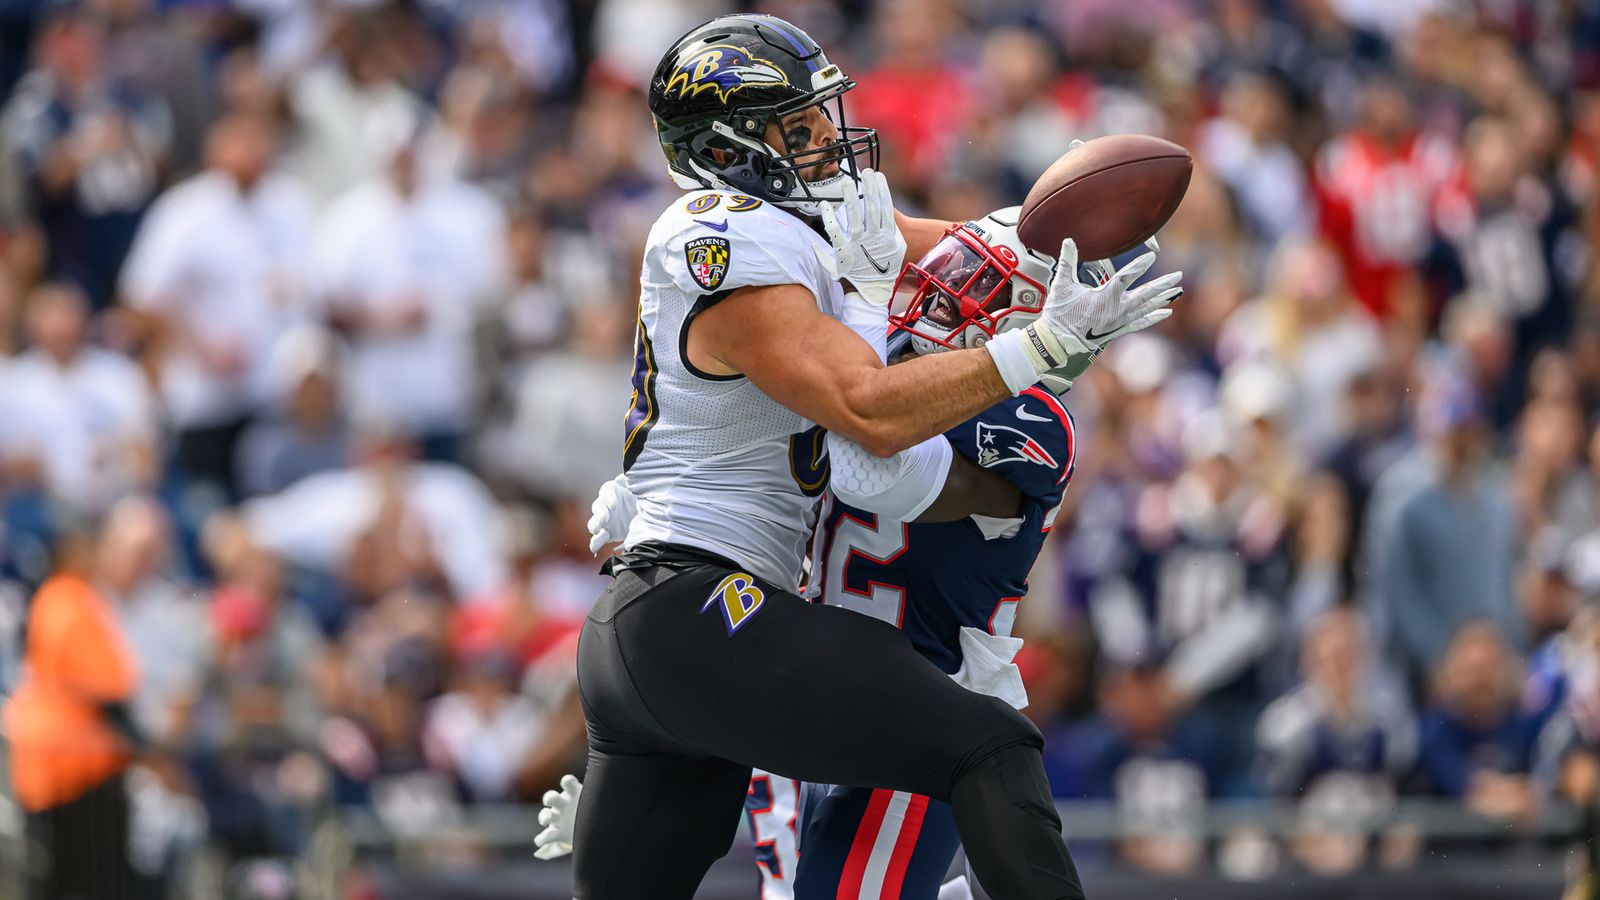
[561, 209, 1165, 899]
[779, 209, 1081, 900]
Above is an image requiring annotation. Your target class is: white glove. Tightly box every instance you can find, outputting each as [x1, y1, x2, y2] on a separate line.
[985, 238, 1182, 394]
[820, 168, 907, 307]
[1083, 235, 1160, 287]
[533, 774, 583, 860]
[587, 473, 637, 556]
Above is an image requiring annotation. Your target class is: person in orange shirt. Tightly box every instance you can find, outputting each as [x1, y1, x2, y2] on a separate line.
[4, 530, 141, 900]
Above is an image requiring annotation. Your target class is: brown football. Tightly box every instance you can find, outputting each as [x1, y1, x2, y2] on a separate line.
[1016, 135, 1192, 260]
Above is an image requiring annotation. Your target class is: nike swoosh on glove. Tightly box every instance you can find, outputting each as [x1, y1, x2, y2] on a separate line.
[820, 168, 907, 307]
[984, 237, 1182, 395]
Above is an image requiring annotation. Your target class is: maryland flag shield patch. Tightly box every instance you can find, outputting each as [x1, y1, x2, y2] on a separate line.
[685, 236, 731, 291]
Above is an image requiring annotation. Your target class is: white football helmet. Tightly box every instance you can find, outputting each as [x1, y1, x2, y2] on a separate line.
[890, 206, 1057, 355]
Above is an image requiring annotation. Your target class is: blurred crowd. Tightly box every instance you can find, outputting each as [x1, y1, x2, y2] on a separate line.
[0, 0, 1599, 894]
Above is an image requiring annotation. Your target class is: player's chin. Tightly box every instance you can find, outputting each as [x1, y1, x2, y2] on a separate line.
[803, 161, 842, 182]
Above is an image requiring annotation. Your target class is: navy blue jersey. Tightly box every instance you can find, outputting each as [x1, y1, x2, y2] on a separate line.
[810, 387, 1075, 674]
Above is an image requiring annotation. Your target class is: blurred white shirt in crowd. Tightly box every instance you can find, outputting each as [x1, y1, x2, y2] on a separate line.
[1199, 117, 1310, 244]
[310, 176, 507, 437]
[1218, 303, 1384, 460]
[503, 351, 630, 504]
[121, 170, 315, 429]
[288, 65, 426, 204]
[240, 462, 510, 602]
[423, 689, 546, 801]
[112, 579, 212, 743]
[0, 346, 156, 510]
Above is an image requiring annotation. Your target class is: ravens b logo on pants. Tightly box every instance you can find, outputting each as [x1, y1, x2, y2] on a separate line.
[702, 572, 765, 635]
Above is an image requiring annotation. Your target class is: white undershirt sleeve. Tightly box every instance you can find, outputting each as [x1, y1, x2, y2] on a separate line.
[825, 432, 952, 522]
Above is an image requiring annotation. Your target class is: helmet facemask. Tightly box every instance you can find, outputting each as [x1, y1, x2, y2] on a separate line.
[890, 221, 1052, 355]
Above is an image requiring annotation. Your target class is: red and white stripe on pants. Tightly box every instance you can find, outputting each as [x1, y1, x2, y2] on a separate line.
[836, 789, 930, 900]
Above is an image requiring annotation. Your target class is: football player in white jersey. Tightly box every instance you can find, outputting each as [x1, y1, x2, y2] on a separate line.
[568, 15, 1181, 900]
[564, 213, 1162, 899]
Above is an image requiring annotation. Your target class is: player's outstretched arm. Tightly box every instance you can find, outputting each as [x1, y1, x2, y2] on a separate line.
[690, 283, 1014, 457]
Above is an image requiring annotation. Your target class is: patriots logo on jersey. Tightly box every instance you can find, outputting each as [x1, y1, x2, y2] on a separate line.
[976, 421, 1058, 469]
[686, 236, 731, 290]
[664, 46, 790, 103]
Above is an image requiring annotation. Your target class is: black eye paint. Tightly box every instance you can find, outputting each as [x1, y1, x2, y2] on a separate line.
[784, 126, 813, 152]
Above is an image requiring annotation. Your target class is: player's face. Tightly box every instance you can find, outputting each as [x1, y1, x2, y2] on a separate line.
[889, 224, 1047, 352]
[765, 105, 841, 181]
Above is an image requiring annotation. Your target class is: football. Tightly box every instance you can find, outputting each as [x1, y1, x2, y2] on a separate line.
[1016, 134, 1193, 260]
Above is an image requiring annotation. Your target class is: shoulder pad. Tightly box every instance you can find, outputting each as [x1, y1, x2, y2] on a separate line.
[655, 191, 822, 295]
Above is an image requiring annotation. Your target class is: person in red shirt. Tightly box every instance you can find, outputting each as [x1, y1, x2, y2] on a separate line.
[1313, 76, 1456, 323]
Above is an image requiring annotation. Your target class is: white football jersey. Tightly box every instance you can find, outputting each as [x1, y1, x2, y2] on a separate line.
[622, 189, 885, 588]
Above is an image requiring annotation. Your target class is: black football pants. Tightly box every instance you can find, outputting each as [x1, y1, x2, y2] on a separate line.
[572, 558, 1085, 900]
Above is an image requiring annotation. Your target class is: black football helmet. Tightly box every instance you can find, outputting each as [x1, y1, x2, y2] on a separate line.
[648, 14, 878, 213]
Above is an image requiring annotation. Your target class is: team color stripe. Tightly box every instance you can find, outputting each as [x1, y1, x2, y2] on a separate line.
[837, 789, 893, 898]
[879, 794, 929, 897]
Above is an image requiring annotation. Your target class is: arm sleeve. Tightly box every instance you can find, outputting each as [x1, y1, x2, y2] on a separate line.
[826, 431, 951, 522]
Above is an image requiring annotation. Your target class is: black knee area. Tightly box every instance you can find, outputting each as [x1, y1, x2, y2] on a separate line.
[947, 698, 1044, 792]
[951, 743, 1061, 832]
[948, 744, 1084, 900]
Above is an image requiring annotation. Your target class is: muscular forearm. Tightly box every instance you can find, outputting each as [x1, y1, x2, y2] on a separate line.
[839, 347, 1014, 456]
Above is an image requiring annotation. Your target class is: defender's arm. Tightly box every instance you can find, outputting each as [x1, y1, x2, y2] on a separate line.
[916, 451, 1022, 521]
[894, 210, 957, 263]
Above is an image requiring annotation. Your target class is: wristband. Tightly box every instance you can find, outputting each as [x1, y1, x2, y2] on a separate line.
[985, 326, 1066, 395]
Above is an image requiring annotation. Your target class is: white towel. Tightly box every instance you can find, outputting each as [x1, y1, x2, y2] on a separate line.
[951, 626, 1029, 710]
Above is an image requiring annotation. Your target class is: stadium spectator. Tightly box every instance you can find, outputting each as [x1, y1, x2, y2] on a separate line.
[1416, 621, 1540, 825]
[98, 495, 206, 747]
[1198, 71, 1310, 246]
[235, 324, 351, 499]
[0, 3, 170, 308]
[1313, 74, 1454, 324]
[186, 515, 330, 867]
[1044, 660, 1224, 874]
[1367, 364, 1519, 690]
[4, 526, 140, 899]
[120, 112, 314, 502]
[0, 281, 156, 516]
[1082, 409, 1291, 793]
[499, 302, 630, 504]
[1256, 608, 1416, 874]
[283, 10, 428, 204]
[237, 425, 511, 606]
[1256, 608, 1416, 798]
[309, 112, 507, 461]
[1218, 238, 1385, 461]
[422, 649, 546, 803]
